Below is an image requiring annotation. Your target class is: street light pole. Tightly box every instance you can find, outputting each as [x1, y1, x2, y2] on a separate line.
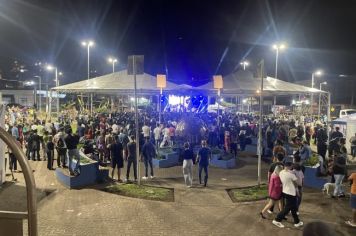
[55, 68, 59, 115]
[318, 82, 327, 118]
[34, 76, 42, 112]
[82, 40, 94, 115]
[108, 58, 118, 73]
[240, 61, 249, 71]
[311, 70, 322, 115]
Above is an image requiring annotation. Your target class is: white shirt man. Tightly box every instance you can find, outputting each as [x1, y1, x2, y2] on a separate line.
[153, 126, 161, 141]
[112, 123, 119, 135]
[142, 125, 151, 138]
[273, 162, 303, 228]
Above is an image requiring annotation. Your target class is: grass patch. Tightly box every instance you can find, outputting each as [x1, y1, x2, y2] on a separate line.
[104, 183, 174, 202]
[227, 184, 268, 202]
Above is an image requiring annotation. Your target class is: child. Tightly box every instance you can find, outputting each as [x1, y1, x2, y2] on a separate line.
[46, 135, 55, 170]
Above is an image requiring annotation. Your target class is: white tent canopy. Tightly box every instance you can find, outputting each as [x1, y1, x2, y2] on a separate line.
[195, 70, 325, 96]
[52, 69, 191, 95]
[53, 69, 326, 96]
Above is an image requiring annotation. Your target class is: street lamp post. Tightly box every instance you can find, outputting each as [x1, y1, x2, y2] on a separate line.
[272, 43, 286, 105]
[240, 61, 249, 70]
[81, 40, 95, 114]
[311, 70, 322, 115]
[34, 76, 42, 112]
[108, 57, 118, 73]
[318, 81, 327, 118]
[47, 65, 60, 116]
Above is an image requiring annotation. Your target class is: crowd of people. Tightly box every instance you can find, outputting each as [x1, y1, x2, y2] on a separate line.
[3, 105, 356, 228]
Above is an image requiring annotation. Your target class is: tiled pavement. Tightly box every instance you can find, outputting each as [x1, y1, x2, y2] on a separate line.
[1, 155, 356, 236]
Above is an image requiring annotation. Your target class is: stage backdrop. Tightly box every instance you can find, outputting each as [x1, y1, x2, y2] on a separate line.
[0, 93, 5, 184]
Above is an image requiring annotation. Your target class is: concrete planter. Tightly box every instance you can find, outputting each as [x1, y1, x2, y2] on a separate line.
[304, 166, 328, 189]
[152, 151, 179, 168]
[55, 151, 108, 188]
[210, 151, 236, 169]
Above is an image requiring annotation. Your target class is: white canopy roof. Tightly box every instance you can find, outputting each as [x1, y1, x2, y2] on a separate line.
[196, 70, 325, 96]
[52, 70, 190, 95]
[53, 69, 325, 96]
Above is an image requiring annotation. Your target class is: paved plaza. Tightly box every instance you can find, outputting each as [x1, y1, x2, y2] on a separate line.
[1, 155, 356, 236]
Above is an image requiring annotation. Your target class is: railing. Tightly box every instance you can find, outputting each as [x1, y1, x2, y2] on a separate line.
[0, 127, 37, 236]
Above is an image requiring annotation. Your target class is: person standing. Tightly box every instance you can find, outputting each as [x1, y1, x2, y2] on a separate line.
[110, 135, 124, 182]
[349, 133, 356, 158]
[197, 140, 211, 187]
[153, 124, 161, 151]
[142, 123, 151, 139]
[141, 138, 155, 180]
[64, 128, 80, 176]
[182, 142, 194, 187]
[46, 135, 55, 170]
[272, 161, 303, 228]
[345, 172, 356, 227]
[332, 150, 347, 198]
[316, 126, 328, 160]
[125, 135, 137, 182]
[31, 129, 41, 161]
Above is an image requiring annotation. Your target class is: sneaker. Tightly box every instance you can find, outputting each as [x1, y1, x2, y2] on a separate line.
[142, 176, 148, 180]
[272, 220, 285, 228]
[150, 176, 154, 179]
[294, 222, 304, 228]
[267, 210, 273, 214]
[345, 220, 356, 227]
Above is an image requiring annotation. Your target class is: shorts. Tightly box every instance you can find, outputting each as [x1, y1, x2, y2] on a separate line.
[111, 157, 124, 169]
[351, 194, 356, 209]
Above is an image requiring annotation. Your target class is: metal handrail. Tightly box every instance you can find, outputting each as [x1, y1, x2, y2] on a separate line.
[0, 127, 37, 236]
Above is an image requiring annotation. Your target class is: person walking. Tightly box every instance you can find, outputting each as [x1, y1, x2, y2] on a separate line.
[272, 161, 303, 228]
[64, 128, 81, 176]
[182, 142, 194, 187]
[110, 135, 124, 182]
[141, 138, 155, 180]
[125, 135, 137, 182]
[261, 165, 283, 218]
[197, 140, 211, 187]
[345, 172, 356, 227]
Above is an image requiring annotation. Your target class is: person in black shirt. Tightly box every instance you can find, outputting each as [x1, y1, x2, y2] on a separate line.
[46, 135, 55, 170]
[64, 128, 80, 176]
[30, 130, 41, 161]
[141, 138, 155, 179]
[125, 135, 137, 181]
[316, 127, 328, 160]
[182, 142, 194, 187]
[110, 135, 124, 181]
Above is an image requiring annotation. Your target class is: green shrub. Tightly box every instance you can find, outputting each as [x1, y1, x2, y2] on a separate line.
[304, 153, 319, 166]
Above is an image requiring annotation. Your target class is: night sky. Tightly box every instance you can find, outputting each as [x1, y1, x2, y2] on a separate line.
[1, 0, 356, 90]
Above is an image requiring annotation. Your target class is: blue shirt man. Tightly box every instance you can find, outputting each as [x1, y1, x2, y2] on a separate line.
[197, 140, 211, 187]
